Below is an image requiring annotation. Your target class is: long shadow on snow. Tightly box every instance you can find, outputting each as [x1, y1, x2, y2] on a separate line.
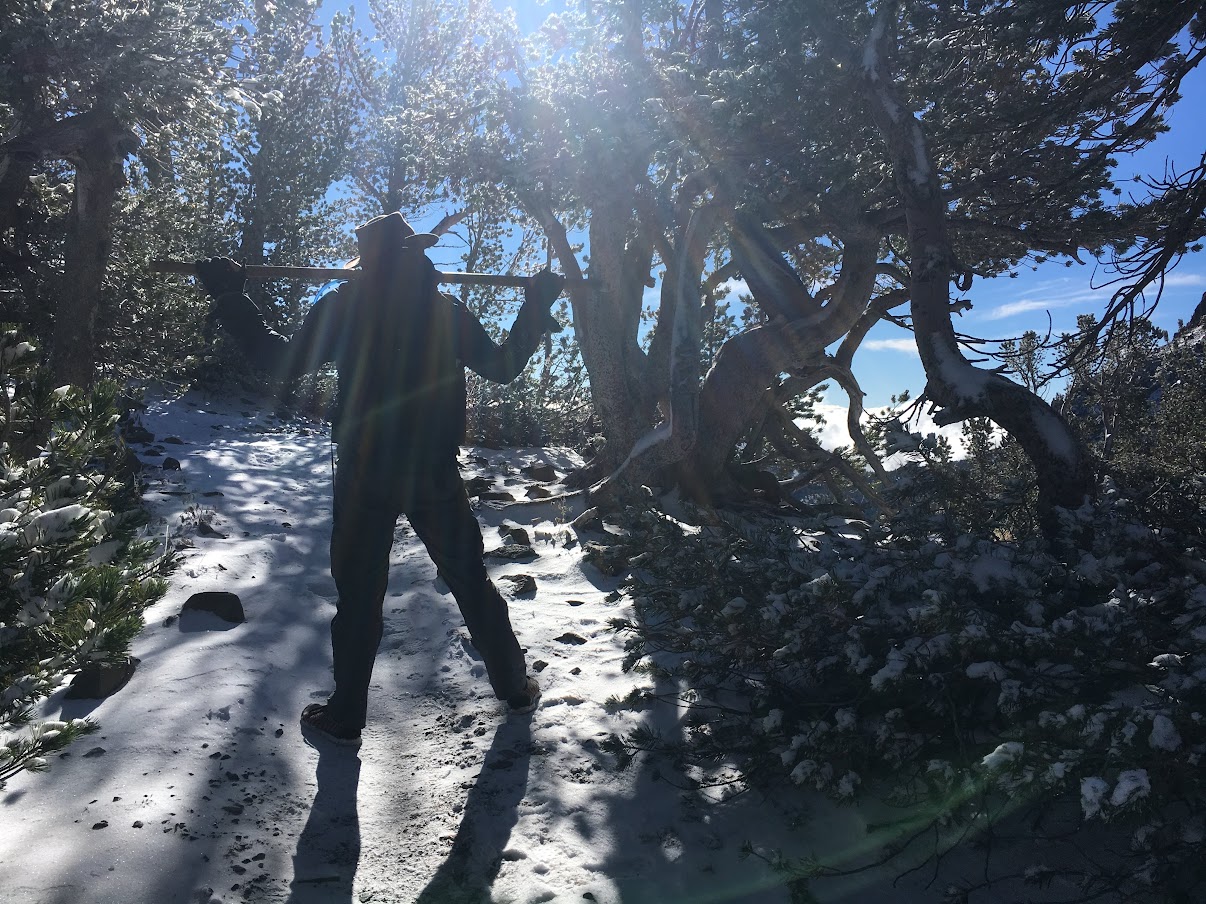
[412, 717, 532, 904]
[285, 748, 363, 903]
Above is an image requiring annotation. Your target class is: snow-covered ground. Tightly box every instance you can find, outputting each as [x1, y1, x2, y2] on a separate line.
[0, 389, 1079, 903]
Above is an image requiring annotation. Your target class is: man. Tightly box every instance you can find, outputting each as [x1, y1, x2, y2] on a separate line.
[195, 212, 565, 746]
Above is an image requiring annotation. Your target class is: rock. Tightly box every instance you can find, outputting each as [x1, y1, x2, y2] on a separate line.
[570, 667, 582, 675]
[132, 820, 144, 828]
[463, 476, 493, 496]
[571, 506, 601, 531]
[567, 599, 586, 607]
[501, 574, 537, 595]
[164, 436, 185, 444]
[117, 447, 144, 481]
[163, 457, 182, 471]
[182, 591, 246, 624]
[525, 485, 552, 499]
[196, 521, 229, 539]
[92, 821, 109, 830]
[521, 463, 558, 482]
[533, 660, 548, 672]
[486, 544, 537, 561]
[583, 541, 628, 575]
[555, 632, 588, 645]
[478, 490, 514, 502]
[499, 521, 530, 545]
[66, 658, 138, 699]
[124, 423, 155, 444]
[82, 747, 106, 758]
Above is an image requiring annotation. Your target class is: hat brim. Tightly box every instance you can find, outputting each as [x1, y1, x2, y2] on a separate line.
[346, 233, 440, 269]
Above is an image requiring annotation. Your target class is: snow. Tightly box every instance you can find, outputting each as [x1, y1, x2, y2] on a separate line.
[1109, 770, 1151, 809]
[980, 741, 1023, 771]
[1149, 714, 1183, 751]
[1081, 776, 1110, 819]
[0, 389, 1131, 904]
[0, 390, 818, 903]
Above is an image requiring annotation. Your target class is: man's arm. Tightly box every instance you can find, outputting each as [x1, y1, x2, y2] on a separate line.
[458, 268, 566, 383]
[197, 257, 343, 387]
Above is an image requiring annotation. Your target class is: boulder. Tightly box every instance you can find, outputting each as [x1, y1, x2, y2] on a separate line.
[499, 521, 531, 546]
[182, 591, 245, 624]
[486, 543, 537, 561]
[501, 574, 537, 595]
[521, 463, 558, 483]
[66, 657, 139, 699]
[463, 475, 493, 496]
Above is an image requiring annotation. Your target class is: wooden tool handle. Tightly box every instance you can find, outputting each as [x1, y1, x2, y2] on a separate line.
[150, 260, 533, 288]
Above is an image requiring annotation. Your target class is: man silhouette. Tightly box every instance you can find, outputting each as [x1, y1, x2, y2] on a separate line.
[196, 212, 564, 745]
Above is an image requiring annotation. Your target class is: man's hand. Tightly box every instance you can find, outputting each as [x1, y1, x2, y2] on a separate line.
[525, 267, 566, 310]
[525, 267, 567, 334]
[194, 257, 247, 298]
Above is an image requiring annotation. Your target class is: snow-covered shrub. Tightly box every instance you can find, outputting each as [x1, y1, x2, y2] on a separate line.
[0, 329, 169, 788]
[465, 324, 593, 448]
[603, 477, 1205, 897]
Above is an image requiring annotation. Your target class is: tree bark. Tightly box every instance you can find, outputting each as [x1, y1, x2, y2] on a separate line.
[524, 188, 655, 476]
[690, 225, 880, 487]
[858, 3, 1094, 542]
[7, 112, 141, 387]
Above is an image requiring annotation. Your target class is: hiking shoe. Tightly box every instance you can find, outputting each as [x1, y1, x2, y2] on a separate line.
[299, 703, 362, 747]
[506, 676, 542, 715]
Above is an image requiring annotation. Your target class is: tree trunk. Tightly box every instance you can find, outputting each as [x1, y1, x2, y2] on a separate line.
[690, 226, 880, 492]
[588, 204, 719, 502]
[52, 129, 130, 386]
[526, 188, 656, 478]
[858, 4, 1094, 542]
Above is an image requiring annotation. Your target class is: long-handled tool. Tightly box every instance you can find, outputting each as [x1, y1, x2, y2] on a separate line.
[150, 260, 537, 288]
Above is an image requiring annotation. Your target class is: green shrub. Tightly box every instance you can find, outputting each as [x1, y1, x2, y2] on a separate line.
[0, 328, 170, 788]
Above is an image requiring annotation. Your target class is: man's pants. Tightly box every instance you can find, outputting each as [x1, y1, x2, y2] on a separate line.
[325, 456, 527, 729]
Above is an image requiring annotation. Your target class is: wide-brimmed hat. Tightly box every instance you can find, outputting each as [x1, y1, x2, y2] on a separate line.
[347, 211, 439, 267]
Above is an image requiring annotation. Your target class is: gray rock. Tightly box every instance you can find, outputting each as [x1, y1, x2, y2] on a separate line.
[183, 591, 246, 624]
[521, 463, 558, 482]
[486, 544, 537, 561]
[501, 574, 537, 595]
[66, 658, 138, 699]
[499, 521, 531, 545]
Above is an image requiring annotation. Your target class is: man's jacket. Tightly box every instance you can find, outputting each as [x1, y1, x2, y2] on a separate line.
[213, 264, 551, 470]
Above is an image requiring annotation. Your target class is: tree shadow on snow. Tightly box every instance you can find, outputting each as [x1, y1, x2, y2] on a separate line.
[285, 748, 363, 904]
[412, 717, 532, 904]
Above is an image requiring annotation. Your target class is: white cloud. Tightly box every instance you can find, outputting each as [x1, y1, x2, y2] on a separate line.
[863, 338, 918, 353]
[717, 277, 750, 297]
[982, 273, 1203, 321]
[982, 290, 1102, 321]
[1162, 272, 1206, 288]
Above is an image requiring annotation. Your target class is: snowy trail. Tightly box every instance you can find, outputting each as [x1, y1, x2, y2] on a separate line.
[0, 390, 807, 904]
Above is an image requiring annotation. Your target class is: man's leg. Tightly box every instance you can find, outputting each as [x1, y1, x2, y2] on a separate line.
[406, 472, 527, 700]
[325, 479, 399, 730]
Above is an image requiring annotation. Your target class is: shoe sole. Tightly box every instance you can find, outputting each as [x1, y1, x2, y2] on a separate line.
[299, 717, 362, 747]
[299, 713, 359, 747]
[508, 691, 542, 716]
